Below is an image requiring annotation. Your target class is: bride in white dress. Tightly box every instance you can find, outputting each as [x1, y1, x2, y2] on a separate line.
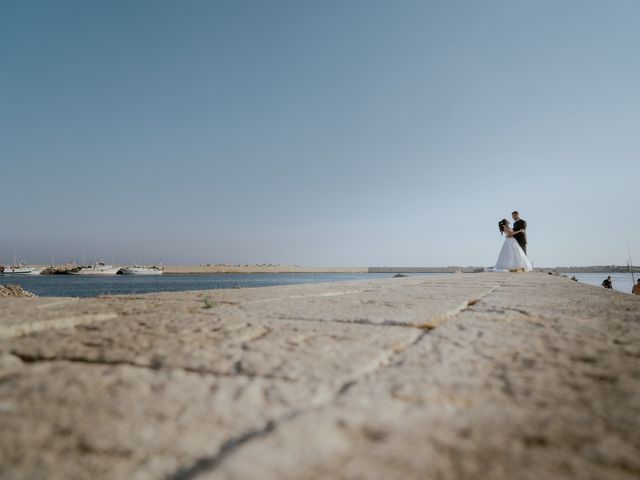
[492, 219, 533, 272]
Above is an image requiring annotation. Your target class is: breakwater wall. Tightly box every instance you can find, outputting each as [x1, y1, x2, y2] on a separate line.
[1, 273, 638, 479]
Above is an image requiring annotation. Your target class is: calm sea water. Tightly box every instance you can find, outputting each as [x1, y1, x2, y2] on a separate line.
[2, 272, 636, 297]
[0, 273, 447, 298]
[566, 272, 638, 295]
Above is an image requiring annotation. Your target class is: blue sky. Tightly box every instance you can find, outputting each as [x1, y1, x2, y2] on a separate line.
[2, 1, 639, 266]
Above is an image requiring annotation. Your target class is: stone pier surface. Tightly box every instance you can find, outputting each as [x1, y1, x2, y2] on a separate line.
[1, 273, 639, 480]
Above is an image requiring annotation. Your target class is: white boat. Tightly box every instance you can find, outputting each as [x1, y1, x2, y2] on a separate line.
[68, 261, 120, 275]
[1, 261, 39, 275]
[118, 265, 164, 275]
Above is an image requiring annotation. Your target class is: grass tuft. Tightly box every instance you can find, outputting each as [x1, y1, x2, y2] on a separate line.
[202, 298, 217, 309]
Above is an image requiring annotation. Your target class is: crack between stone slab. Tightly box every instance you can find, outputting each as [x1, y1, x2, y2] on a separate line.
[166, 417, 281, 480]
[461, 285, 553, 328]
[263, 287, 501, 331]
[165, 284, 507, 480]
[163, 337, 420, 480]
[98, 289, 372, 304]
[490, 306, 532, 316]
[265, 314, 432, 329]
[412, 284, 502, 329]
[163, 327, 425, 480]
[9, 351, 296, 383]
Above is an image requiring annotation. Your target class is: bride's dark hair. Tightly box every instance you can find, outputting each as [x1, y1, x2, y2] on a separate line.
[498, 219, 508, 235]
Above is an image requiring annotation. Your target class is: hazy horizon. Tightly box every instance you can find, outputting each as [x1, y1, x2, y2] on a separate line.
[2, 1, 639, 267]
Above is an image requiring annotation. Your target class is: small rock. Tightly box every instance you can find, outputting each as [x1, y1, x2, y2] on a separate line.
[0, 285, 36, 298]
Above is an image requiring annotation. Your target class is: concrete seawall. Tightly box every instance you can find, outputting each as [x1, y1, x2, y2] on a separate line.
[1, 273, 639, 479]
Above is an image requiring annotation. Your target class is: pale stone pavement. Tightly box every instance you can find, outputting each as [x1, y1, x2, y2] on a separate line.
[0, 273, 638, 480]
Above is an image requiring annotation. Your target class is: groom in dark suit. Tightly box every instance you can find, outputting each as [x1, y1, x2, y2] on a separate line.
[510, 211, 527, 254]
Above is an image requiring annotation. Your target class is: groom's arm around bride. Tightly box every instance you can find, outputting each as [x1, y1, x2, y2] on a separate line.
[509, 210, 527, 254]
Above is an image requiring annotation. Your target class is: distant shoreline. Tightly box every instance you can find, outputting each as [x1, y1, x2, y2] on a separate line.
[370, 266, 640, 274]
[18, 264, 640, 275]
[163, 265, 369, 274]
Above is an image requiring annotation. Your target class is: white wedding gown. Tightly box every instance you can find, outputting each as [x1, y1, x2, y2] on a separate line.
[491, 237, 533, 272]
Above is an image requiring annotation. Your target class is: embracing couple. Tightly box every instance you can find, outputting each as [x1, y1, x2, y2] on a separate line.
[493, 210, 533, 272]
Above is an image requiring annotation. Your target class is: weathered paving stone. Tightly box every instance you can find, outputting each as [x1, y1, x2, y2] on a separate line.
[1, 273, 639, 480]
[7, 312, 418, 388]
[0, 362, 312, 480]
[208, 275, 640, 480]
[102, 275, 505, 328]
[0, 297, 103, 336]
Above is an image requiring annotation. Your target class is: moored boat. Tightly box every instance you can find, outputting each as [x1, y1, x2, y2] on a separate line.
[67, 261, 119, 275]
[118, 265, 163, 275]
[0, 261, 40, 275]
